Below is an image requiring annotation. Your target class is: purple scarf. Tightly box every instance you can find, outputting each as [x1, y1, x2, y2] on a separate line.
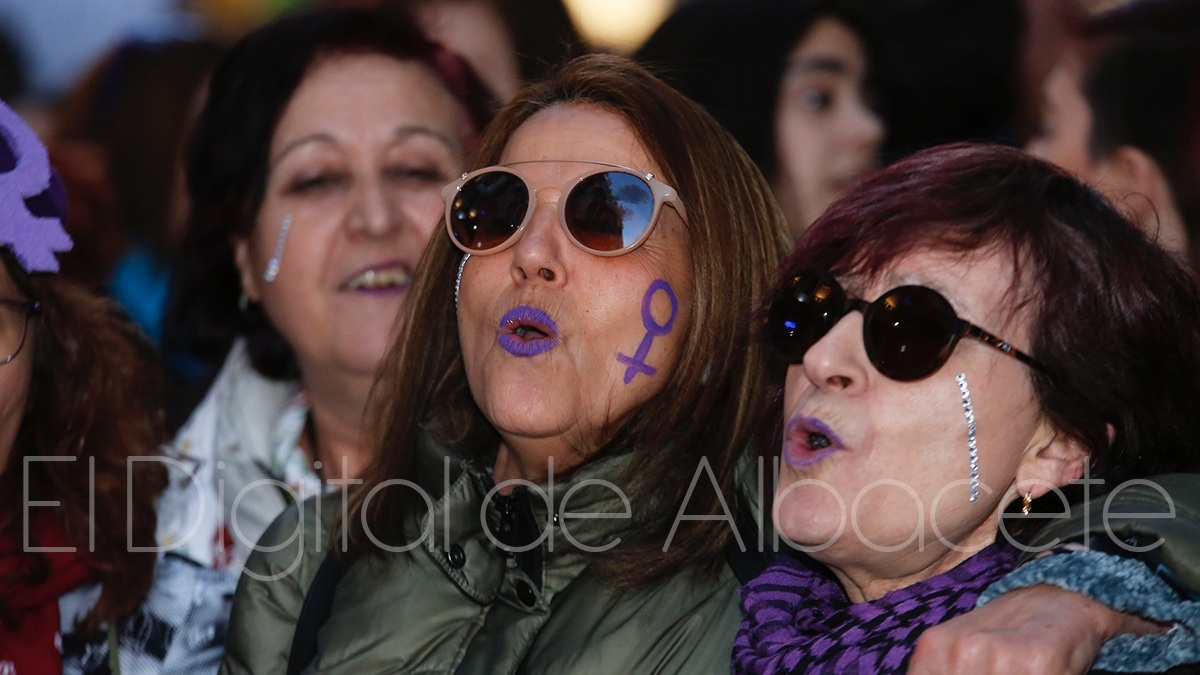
[732, 542, 1020, 674]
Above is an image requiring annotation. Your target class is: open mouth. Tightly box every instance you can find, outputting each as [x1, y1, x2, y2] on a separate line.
[782, 416, 844, 468]
[513, 324, 549, 340]
[808, 431, 833, 449]
[342, 265, 411, 292]
[498, 305, 560, 357]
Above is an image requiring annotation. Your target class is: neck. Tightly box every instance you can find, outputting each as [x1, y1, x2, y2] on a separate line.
[490, 439, 588, 494]
[300, 366, 375, 482]
[825, 518, 1000, 603]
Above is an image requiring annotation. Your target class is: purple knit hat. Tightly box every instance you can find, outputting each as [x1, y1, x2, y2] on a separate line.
[0, 99, 72, 273]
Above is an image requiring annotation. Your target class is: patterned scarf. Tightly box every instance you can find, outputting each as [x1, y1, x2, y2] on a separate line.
[732, 542, 1020, 674]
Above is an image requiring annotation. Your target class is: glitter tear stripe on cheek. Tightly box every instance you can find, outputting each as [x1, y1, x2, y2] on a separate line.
[455, 253, 470, 307]
[263, 213, 292, 283]
[956, 372, 980, 503]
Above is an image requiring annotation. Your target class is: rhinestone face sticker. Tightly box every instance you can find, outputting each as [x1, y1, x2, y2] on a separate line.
[956, 372, 980, 503]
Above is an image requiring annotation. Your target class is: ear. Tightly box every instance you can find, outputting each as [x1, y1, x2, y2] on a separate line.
[1098, 145, 1188, 254]
[232, 235, 262, 303]
[1013, 419, 1089, 501]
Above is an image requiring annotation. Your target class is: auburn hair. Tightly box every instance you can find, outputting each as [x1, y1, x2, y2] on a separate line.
[0, 249, 166, 632]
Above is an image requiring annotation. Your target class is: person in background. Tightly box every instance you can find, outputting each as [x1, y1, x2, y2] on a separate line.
[51, 39, 222, 347]
[48, 39, 223, 430]
[405, 0, 584, 101]
[0, 99, 229, 674]
[324, 0, 585, 101]
[636, 0, 883, 236]
[1027, 0, 1200, 271]
[639, 0, 1066, 235]
[738, 142, 1200, 673]
[157, 7, 494, 575]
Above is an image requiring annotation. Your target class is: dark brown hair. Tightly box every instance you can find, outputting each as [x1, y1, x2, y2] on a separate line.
[346, 54, 790, 586]
[0, 249, 167, 632]
[767, 143, 1200, 498]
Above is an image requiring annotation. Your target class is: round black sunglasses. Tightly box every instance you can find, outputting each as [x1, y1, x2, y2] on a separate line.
[766, 271, 1046, 381]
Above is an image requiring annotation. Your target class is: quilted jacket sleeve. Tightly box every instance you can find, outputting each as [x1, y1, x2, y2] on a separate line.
[220, 499, 326, 675]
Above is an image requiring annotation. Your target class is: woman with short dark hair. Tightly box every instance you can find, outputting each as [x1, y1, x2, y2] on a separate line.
[738, 142, 1200, 673]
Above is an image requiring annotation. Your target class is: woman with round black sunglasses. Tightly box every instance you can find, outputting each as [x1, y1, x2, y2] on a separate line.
[736, 142, 1200, 673]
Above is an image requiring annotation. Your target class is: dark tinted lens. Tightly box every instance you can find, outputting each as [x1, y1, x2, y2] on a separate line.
[565, 171, 654, 252]
[448, 171, 529, 251]
[863, 286, 959, 380]
[767, 273, 847, 363]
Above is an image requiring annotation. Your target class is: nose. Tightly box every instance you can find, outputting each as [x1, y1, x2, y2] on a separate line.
[510, 188, 567, 286]
[845, 100, 885, 157]
[802, 312, 869, 393]
[346, 174, 400, 239]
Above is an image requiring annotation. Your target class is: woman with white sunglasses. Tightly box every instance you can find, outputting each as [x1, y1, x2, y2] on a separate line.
[222, 52, 790, 674]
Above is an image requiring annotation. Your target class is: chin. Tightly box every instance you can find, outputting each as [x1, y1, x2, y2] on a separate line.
[335, 343, 392, 377]
[774, 487, 851, 541]
[490, 409, 571, 441]
[775, 518, 845, 553]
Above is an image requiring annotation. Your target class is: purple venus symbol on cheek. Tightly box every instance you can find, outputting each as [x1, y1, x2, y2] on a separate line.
[617, 279, 678, 384]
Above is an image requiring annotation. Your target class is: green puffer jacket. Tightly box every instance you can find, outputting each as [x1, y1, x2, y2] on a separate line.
[219, 435, 747, 674]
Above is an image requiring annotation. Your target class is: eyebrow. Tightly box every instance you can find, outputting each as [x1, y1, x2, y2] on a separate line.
[269, 126, 461, 169]
[784, 56, 851, 78]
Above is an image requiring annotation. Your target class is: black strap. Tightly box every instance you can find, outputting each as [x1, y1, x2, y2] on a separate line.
[286, 552, 345, 675]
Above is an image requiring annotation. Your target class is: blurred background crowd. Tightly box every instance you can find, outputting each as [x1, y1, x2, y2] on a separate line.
[0, 0, 1196, 421]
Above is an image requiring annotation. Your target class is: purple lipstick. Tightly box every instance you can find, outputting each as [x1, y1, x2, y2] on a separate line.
[498, 305, 560, 357]
[782, 416, 845, 468]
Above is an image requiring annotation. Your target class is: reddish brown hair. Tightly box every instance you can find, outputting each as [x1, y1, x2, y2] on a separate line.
[0, 249, 166, 632]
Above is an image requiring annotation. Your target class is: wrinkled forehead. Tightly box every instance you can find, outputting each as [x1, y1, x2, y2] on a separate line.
[499, 103, 662, 180]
